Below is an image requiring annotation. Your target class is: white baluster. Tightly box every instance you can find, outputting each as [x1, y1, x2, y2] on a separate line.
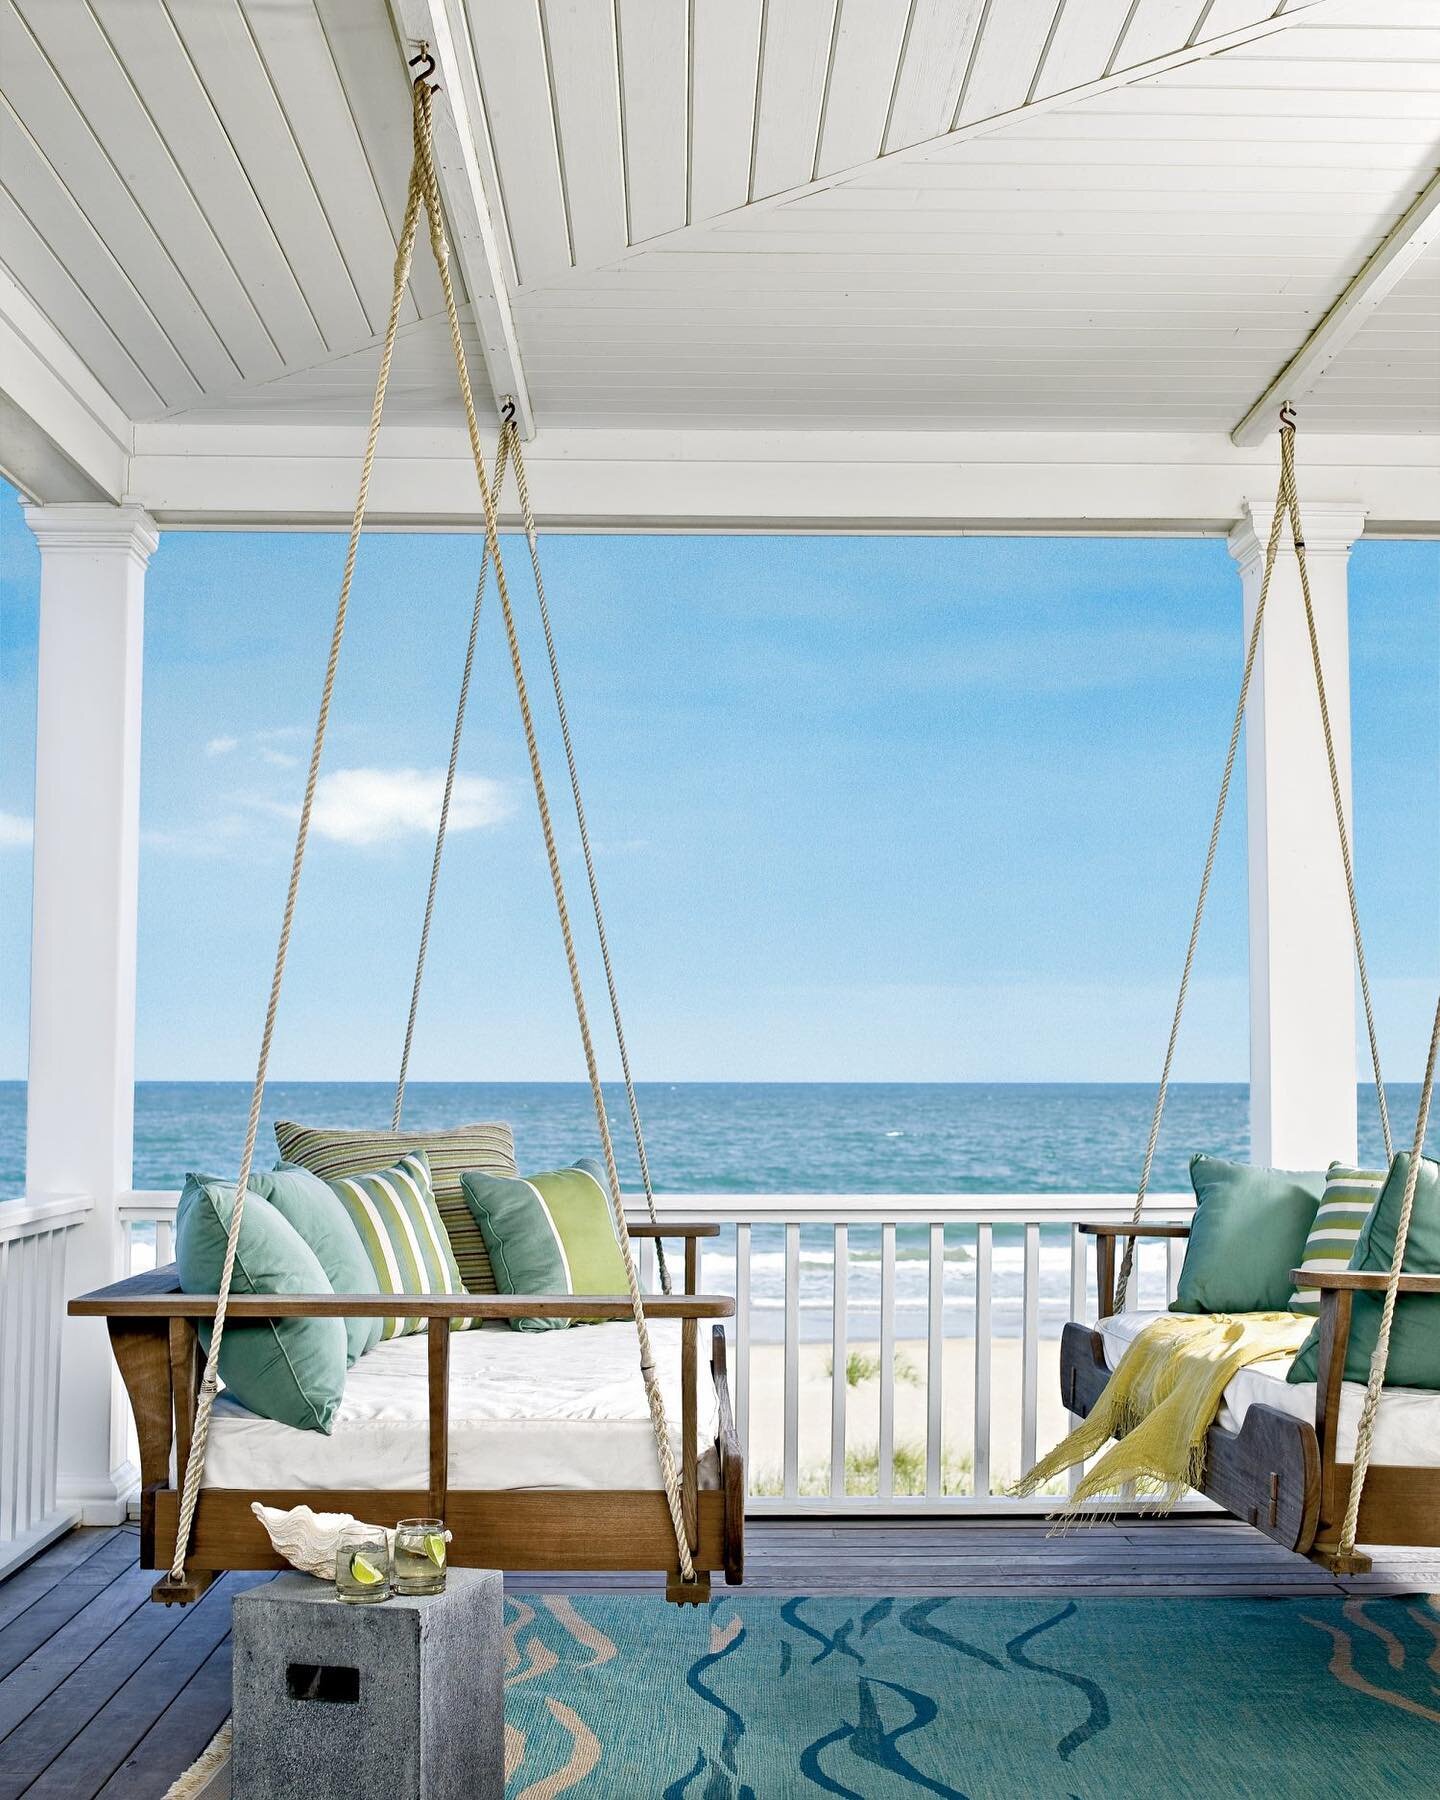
[926, 1222, 944, 1498]
[831, 1224, 847, 1499]
[878, 1222, 896, 1501]
[735, 1223, 751, 1469]
[0, 1237, 14, 1541]
[973, 1223, 992, 1498]
[1068, 1224, 1088, 1493]
[1021, 1224, 1040, 1474]
[155, 1219, 173, 1267]
[783, 1223, 800, 1501]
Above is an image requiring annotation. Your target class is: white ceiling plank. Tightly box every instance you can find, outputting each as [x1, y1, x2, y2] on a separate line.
[390, 0, 535, 435]
[0, 105, 202, 410]
[87, 0, 328, 369]
[162, 0, 370, 355]
[750, 0, 841, 199]
[884, 0, 987, 152]
[688, 0, 764, 221]
[1032, 0, 1135, 99]
[539, 0, 627, 267]
[1116, 1, 1213, 69]
[1201, 0, 1282, 29]
[0, 188, 162, 419]
[1231, 161, 1440, 442]
[614, 0, 690, 239]
[814, 0, 912, 177]
[312, 0, 448, 318]
[0, 6, 238, 394]
[956, 0, 1066, 126]
[239, 0, 418, 338]
[1239, 25, 1440, 60]
[14, 0, 286, 381]
[459, 0, 572, 284]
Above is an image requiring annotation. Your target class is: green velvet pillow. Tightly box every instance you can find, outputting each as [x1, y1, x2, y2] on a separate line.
[176, 1175, 347, 1433]
[1288, 1152, 1440, 1391]
[460, 1158, 629, 1332]
[1169, 1154, 1325, 1315]
[256, 1164, 381, 1365]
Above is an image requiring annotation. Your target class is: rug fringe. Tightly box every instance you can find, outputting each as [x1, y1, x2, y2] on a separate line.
[163, 1720, 231, 1800]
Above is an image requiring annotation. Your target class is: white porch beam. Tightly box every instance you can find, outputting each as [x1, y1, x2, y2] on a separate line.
[25, 502, 157, 1523]
[1231, 165, 1440, 447]
[0, 269, 131, 503]
[123, 421, 1440, 535]
[1230, 498, 1366, 1170]
[386, 0, 535, 438]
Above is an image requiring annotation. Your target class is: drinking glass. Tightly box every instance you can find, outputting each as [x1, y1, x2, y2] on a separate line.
[334, 1526, 391, 1603]
[392, 1517, 448, 1596]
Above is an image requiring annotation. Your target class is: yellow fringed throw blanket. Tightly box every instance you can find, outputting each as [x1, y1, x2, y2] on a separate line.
[1014, 1312, 1313, 1515]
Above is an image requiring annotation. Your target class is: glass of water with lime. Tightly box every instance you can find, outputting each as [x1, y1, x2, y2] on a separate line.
[393, 1517, 448, 1596]
[335, 1526, 391, 1603]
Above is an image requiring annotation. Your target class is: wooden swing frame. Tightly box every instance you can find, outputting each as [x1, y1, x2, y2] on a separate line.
[71, 1221, 745, 1606]
[1059, 1221, 1440, 1572]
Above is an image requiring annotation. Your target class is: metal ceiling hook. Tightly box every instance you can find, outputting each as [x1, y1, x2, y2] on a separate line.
[409, 46, 439, 92]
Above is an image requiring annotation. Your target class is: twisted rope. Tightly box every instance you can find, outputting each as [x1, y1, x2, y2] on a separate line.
[1116, 417, 1389, 1309]
[409, 91, 696, 1579]
[1337, 994, 1438, 1563]
[165, 100, 427, 1589]
[393, 424, 510, 1128]
[500, 421, 671, 1294]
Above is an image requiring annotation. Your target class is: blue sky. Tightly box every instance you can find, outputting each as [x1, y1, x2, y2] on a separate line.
[1, 479, 1435, 1082]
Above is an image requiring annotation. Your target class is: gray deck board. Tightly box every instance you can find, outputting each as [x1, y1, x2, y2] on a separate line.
[0, 1519, 1435, 1797]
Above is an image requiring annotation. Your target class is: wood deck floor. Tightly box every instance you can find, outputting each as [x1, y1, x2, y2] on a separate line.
[2, 1519, 1436, 1798]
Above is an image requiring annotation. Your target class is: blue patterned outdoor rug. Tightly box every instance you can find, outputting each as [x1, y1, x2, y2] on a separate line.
[501, 1592, 1439, 1798]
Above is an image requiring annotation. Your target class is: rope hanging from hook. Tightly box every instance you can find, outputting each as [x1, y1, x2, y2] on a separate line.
[164, 72, 696, 1594]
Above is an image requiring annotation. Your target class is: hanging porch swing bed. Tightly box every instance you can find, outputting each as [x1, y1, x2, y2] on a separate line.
[70, 64, 741, 1606]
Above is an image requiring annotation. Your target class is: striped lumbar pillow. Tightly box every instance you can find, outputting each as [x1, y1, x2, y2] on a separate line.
[274, 1119, 517, 1295]
[460, 1159, 630, 1333]
[325, 1150, 469, 1340]
[1288, 1162, 1385, 1315]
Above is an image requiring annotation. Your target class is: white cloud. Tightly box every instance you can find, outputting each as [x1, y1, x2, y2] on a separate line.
[0, 811, 33, 849]
[258, 747, 299, 769]
[308, 768, 514, 847]
[205, 736, 239, 758]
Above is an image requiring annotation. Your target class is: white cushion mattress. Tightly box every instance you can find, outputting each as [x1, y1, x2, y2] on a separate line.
[1098, 1311, 1440, 1469]
[205, 1319, 721, 1492]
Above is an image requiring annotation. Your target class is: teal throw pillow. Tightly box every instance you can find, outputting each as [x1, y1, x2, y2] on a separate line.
[1289, 1152, 1440, 1390]
[255, 1164, 381, 1364]
[460, 1159, 630, 1332]
[175, 1175, 347, 1433]
[1169, 1154, 1325, 1316]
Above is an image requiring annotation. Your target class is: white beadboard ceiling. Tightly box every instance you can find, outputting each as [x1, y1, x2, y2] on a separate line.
[0, 0, 1436, 436]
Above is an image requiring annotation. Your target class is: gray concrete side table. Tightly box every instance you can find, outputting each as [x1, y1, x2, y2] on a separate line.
[231, 1569, 504, 1800]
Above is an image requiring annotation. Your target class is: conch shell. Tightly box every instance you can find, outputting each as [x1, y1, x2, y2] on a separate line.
[251, 1502, 397, 1580]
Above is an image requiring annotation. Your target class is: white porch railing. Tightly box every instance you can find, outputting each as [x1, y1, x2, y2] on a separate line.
[119, 1188, 1196, 1516]
[0, 1194, 91, 1577]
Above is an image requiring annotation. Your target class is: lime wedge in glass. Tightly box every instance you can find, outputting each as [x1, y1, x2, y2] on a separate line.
[349, 1552, 385, 1586]
[423, 1533, 447, 1568]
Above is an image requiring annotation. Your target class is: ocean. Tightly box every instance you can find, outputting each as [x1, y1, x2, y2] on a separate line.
[1, 1081, 1422, 1342]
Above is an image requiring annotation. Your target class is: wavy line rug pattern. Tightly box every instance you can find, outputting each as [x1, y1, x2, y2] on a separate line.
[500, 1592, 1439, 1798]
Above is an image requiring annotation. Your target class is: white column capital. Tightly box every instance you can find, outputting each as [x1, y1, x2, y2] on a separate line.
[23, 501, 159, 565]
[1227, 498, 1366, 576]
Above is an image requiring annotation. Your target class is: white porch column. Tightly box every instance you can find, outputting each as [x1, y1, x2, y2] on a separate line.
[1228, 498, 1366, 1171]
[23, 502, 157, 1524]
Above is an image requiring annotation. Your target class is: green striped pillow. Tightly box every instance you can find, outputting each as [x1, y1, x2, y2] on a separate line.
[460, 1159, 630, 1333]
[1288, 1162, 1385, 1315]
[274, 1119, 517, 1295]
[326, 1150, 470, 1340]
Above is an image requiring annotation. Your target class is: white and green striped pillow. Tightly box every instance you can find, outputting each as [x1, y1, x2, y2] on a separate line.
[326, 1150, 470, 1340]
[1288, 1163, 1385, 1315]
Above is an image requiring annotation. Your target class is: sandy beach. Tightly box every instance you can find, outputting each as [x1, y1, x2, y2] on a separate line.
[744, 1336, 1073, 1497]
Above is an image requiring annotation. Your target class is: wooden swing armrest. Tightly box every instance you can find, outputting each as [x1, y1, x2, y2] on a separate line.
[623, 1220, 721, 1239]
[1080, 1223, 1190, 1317]
[1293, 1269, 1440, 1294]
[70, 1273, 735, 1321]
